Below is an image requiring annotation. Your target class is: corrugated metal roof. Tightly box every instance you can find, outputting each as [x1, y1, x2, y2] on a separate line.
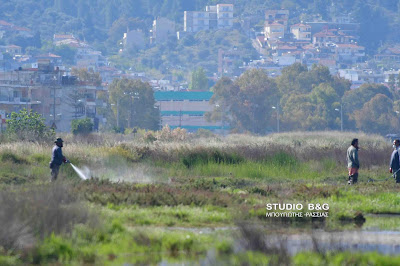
[161, 111, 205, 116]
[154, 91, 213, 101]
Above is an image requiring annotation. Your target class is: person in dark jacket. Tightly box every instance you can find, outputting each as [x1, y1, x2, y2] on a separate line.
[49, 138, 69, 182]
[390, 139, 400, 183]
[347, 138, 359, 185]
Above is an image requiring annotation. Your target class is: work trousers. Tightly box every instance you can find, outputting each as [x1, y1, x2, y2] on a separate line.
[348, 167, 359, 185]
[50, 164, 60, 182]
[394, 170, 400, 183]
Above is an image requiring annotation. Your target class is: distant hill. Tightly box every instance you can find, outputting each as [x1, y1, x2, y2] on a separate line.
[1, 0, 399, 54]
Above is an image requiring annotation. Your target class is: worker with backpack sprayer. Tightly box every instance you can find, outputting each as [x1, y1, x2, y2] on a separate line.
[389, 139, 400, 183]
[49, 138, 70, 182]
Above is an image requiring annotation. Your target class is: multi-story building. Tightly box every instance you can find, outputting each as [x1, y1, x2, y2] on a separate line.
[0, 45, 22, 56]
[290, 23, 311, 41]
[312, 29, 357, 47]
[265, 22, 285, 41]
[0, 61, 106, 132]
[123, 29, 146, 51]
[334, 44, 365, 63]
[184, 11, 211, 32]
[216, 4, 234, 29]
[265, 10, 289, 27]
[151, 17, 175, 44]
[154, 91, 225, 133]
[184, 4, 234, 33]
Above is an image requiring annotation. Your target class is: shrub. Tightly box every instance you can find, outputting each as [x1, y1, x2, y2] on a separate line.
[216, 240, 234, 255]
[71, 118, 93, 135]
[0, 184, 95, 252]
[0, 151, 28, 164]
[5, 108, 55, 141]
[144, 131, 157, 143]
[182, 149, 244, 168]
[34, 234, 74, 263]
[156, 125, 187, 141]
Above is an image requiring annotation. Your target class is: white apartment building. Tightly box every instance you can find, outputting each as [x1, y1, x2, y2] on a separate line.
[184, 4, 234, 33]
[265, 22, 285, 41]
[151, 17, 175, 44]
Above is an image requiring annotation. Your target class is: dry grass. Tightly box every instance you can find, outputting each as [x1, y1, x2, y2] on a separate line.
[0, 183, 95, 251]
[0, 131, 391, 171]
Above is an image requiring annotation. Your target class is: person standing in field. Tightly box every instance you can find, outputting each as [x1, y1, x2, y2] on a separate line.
[347, 138, 359, 185]
[49, 138, 69, 182]
[390, 139, 400, 183]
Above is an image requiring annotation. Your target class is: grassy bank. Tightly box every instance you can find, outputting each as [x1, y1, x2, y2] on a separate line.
[0, 132, 399, 264]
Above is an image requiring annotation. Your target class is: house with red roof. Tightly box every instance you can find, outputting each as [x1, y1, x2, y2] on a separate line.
[0, 45, 22, 56]
[375, 46, 400, 62]
[313, 29, 357, 47]
[334, 44, 365, 63]
[36, 53, 63, 66]
[290, 23, 311, 41]
[265, 22, 285, 42]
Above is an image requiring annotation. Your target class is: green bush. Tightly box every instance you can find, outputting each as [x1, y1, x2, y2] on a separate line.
[34, 234, 74, 263]
[0, 151, 28, 164]
[182, 149, 244, 168]
[5, 108, 55, 141]
[216, 240, 234, 255]
[0, 255, 20, 266]
[71, 118, 93, 135]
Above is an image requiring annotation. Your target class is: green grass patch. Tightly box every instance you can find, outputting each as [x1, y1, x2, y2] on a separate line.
[101, 205, 232, 227]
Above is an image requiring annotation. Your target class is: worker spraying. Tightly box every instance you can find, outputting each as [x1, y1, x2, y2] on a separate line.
[49, 138, 69, 182]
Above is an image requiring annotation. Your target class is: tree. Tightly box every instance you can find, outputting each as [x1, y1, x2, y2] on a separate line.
[67, 88, 85, 119]
[354, 94, 399, 134]
[71, 118, 93, 135]
[108, 78, 159, 130]
[6, 108, 55, 141]
[189, 67, 209, 91]
[54, 45, 77, 65]
[71, 68, 102, 86]
[342, 83, 392, 114]
[208, 69, 279, 134]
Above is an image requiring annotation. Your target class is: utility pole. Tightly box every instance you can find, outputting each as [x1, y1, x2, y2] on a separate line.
[277, 102, 280, 133]
[53, 85, 56, 126]
[116, 98, 120, 130]
[335, 103, 343, 132]
[340, 103, 343, 132]
[272, 102, 280, 133]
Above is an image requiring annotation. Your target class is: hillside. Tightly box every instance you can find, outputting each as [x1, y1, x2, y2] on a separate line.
[1, 0, 399, 55]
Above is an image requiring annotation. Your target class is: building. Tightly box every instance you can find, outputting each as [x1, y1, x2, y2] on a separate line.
[265, 10, 289, 27]
[334, 44, 365, 63]
[36, 53, 63, 67]
[290, 23, 311, 41]
[123, 29, 146, 51]
[184, 4, 234, 33]
[375, 46, 400, 62]
[184, 11, 211, 32]
[264, 22, 285, 41]
[53, 34, 76, 43]
[154, 91, 225, 133]
[151, 17, 175, 44]
[0, 61, 106, 132]
[0, 45, 22, 56]
[312, 29, 357, 47]
[216, 4, 234, 29]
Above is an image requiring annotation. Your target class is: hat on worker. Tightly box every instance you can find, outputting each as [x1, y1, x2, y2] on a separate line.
[54, 138, 64, 143]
